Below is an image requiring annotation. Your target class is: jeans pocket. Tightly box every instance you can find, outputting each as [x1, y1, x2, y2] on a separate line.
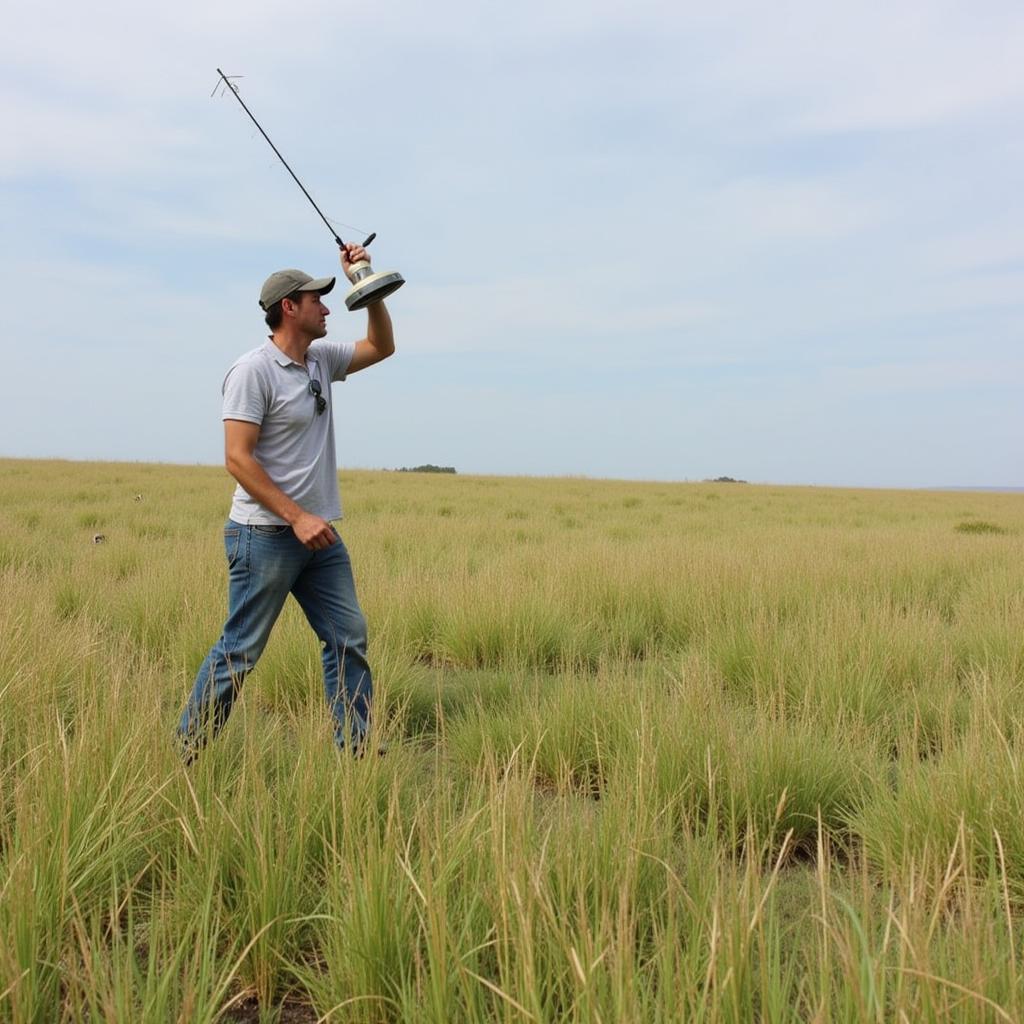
[253, 524, 290, 535]
[224, 527, 242, 566]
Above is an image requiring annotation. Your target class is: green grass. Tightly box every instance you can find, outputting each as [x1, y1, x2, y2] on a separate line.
[2, 458, 1024, 1021]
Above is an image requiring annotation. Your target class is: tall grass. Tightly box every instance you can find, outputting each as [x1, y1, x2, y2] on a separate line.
[1, 458, 1024, 1021]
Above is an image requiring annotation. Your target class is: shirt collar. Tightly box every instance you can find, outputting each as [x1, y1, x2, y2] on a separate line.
[264, 338, 317, 375]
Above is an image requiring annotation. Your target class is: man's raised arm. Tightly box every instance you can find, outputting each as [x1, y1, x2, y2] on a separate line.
[339, 242, 395, 375]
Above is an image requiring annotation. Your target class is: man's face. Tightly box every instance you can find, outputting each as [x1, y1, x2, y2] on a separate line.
[287, 291, 330, 338]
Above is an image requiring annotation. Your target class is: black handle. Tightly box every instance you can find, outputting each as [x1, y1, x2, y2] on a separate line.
[337, 233, 376, 252]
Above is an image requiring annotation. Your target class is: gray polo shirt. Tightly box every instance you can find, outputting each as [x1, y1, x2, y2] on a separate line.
[222, 338, 356, 524]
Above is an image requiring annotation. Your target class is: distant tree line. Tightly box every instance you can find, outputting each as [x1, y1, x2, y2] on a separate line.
[706, 476, 747, 483]
[394, 465, 457, 474]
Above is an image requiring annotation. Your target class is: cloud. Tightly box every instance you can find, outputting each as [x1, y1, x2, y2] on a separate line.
[820, 357, 1024, 396]
[687, 1, 1024, 133]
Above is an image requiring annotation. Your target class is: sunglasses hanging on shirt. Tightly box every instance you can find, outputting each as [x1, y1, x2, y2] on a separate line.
[308, 378, 326, 415]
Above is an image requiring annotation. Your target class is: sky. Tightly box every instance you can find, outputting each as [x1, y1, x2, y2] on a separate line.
[2, 1, 1022, 488]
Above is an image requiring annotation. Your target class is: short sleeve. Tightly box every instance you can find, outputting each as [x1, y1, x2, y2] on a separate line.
[315, 339, 356, 382]
[221, 361, 268, 424]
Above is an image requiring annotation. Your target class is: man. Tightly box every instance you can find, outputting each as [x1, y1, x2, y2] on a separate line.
[177, 243, 394, 760]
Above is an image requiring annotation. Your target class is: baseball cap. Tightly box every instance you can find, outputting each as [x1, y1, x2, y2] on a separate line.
[259, 269, 336, 311]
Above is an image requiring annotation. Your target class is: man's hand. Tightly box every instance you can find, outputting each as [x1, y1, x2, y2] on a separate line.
[340, 242, 369, 282]
[291, 511, 337, 550]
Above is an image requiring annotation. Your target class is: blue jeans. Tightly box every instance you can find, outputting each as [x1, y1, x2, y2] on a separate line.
[177, 520, 372, 756]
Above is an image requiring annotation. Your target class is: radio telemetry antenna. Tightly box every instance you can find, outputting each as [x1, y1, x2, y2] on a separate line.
[213, 67, 403, 310]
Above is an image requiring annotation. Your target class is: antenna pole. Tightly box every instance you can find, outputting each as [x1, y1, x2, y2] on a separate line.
[215, 68, 347, 248]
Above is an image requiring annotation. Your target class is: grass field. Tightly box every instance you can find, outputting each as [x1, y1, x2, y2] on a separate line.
[2, 457, 1024, 1022]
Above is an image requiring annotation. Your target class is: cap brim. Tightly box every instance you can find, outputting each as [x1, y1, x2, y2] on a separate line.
[297, 276, 335, 296]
